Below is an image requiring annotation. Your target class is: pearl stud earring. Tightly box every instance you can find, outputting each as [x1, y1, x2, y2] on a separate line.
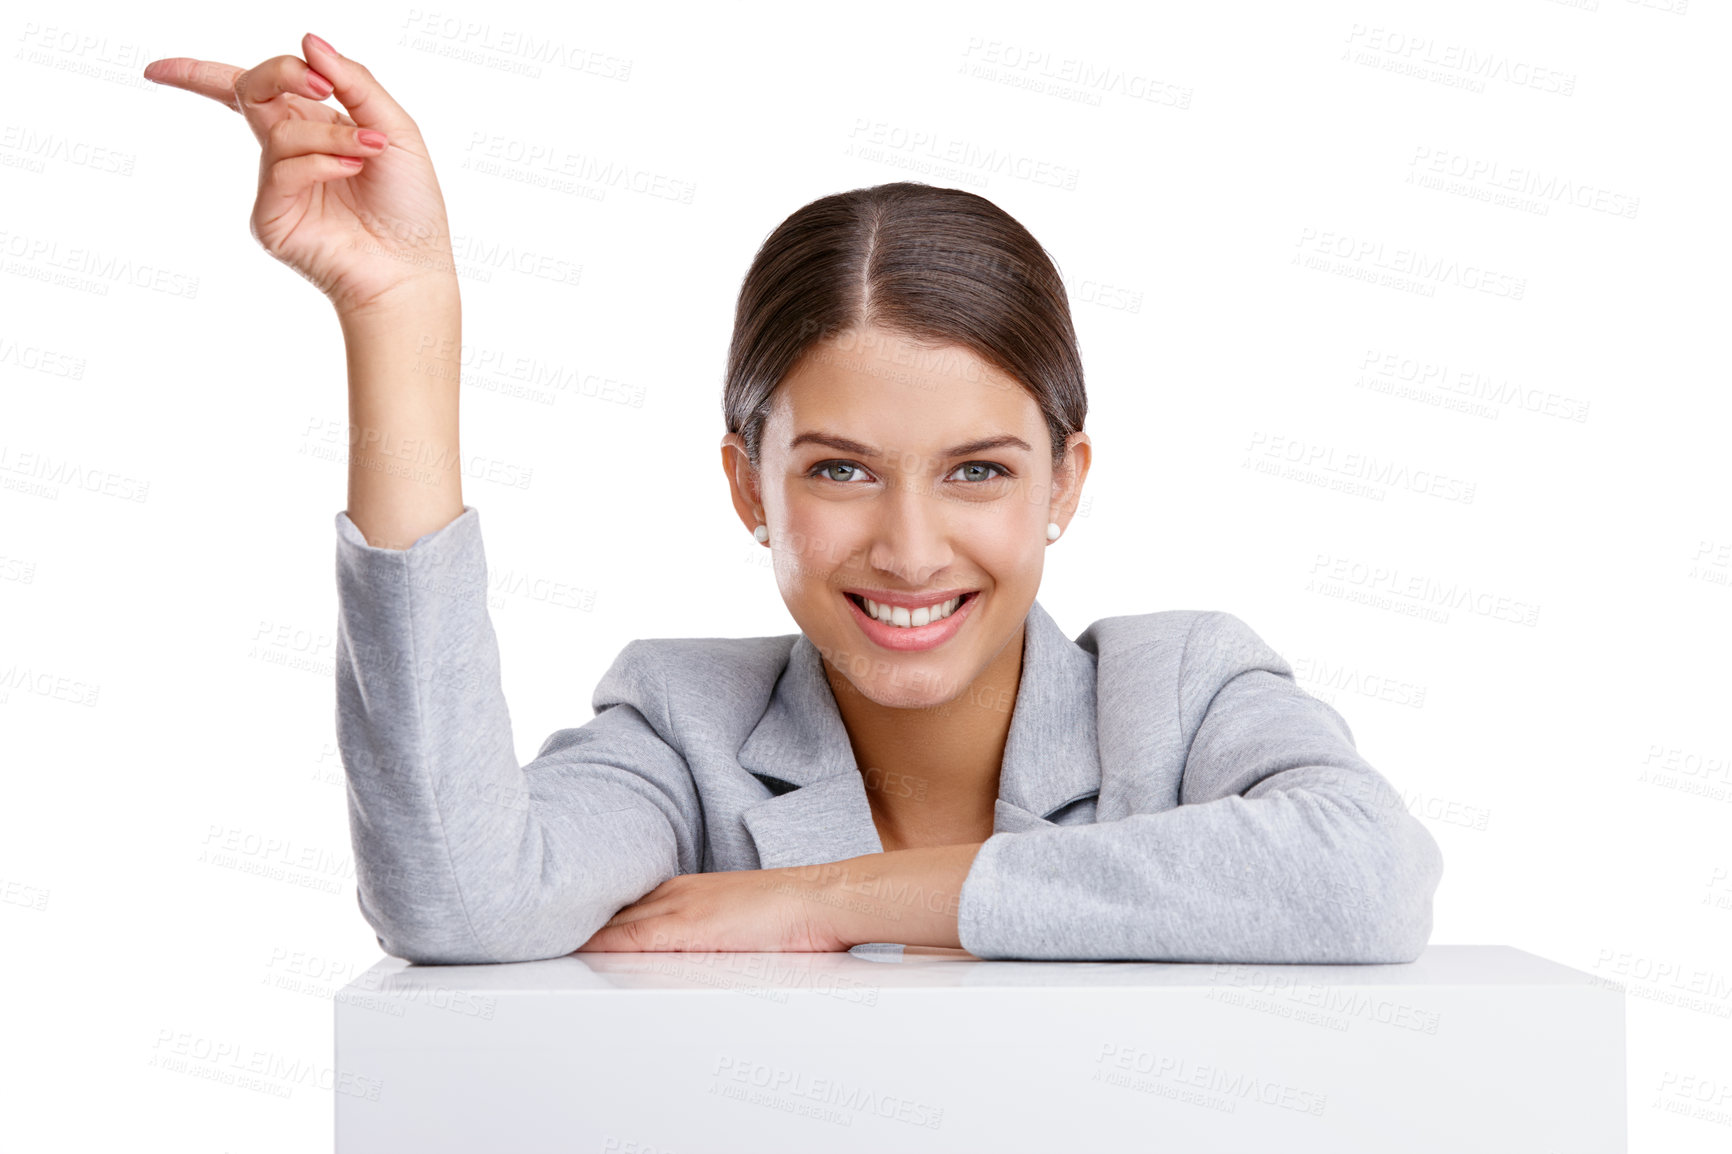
[753, 524, 769, 543]
[1046, 522, 1062, 541]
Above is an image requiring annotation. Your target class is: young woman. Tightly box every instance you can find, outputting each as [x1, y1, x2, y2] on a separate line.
[146, 34, 1444, 966]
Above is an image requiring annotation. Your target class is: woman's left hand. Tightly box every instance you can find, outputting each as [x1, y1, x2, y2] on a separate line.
[575, 864, 857, 953]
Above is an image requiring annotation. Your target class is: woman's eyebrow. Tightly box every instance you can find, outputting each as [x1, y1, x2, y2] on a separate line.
[788, 431, 1032, 457]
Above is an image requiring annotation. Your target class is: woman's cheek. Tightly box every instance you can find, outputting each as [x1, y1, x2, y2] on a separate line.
[772, 512, 850, 606]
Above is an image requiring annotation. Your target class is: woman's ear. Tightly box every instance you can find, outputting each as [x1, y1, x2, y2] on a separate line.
[1049, 431, 1092, 530]
[720, 433, 766, 538]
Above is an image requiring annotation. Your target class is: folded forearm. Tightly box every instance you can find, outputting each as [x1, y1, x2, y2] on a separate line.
[957, 771, 1442, 963]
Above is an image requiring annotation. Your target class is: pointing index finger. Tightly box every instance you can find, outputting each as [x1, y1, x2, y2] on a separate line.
[142, 54, 333, 113]
[141, 57, 244, 108]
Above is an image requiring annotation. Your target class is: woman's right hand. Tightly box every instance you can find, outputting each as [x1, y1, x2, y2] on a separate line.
[144, 33, 457, 317]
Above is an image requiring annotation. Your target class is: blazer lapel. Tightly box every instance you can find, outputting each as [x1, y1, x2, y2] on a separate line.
[994, 599, 1103, 831]
[734, 598, 1103, 868]
[735, 630, 884, 869]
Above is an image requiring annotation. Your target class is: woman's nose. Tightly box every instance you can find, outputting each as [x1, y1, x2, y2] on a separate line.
[865, 485, 955, 585]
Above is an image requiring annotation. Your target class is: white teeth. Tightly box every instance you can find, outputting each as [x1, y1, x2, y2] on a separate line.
[861, 595, 964, 628]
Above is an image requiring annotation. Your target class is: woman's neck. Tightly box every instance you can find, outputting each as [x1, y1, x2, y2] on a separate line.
[824, 620, 1025, 852]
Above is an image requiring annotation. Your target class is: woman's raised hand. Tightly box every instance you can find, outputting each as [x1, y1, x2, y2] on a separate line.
[144, 33, 456, 317]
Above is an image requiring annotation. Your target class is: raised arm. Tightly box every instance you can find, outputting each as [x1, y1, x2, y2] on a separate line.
[147, 35, 702, 964]
[145, 33, 465, 546]
[954, 610, 1445, 963]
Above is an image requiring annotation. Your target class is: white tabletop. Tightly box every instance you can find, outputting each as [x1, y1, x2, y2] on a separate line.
[335, 944, 1626, 1153]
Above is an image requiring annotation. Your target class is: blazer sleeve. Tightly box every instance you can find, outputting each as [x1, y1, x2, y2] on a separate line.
[335, 506, 703, 965]
[956, 610, 1445, 963]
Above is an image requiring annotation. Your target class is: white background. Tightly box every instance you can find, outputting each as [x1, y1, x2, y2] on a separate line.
[3, 0, 1727, 1149]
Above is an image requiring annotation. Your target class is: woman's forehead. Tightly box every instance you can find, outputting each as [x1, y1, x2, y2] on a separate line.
[767, 348, 1041, 457]
[780, 327, 1029, 404]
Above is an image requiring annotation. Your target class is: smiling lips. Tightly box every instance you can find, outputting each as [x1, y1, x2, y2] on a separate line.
[842, 588, 980, 650]
[847, 591, 968, 628]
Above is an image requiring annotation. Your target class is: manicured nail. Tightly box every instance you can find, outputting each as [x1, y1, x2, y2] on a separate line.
[307, 71, 334, 97]
[339, 156, 365, 167]
[357, 130, 388, 149]
[308, 33, 337, 56]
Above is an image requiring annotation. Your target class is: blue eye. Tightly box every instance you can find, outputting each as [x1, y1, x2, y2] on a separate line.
[809, 460, 869, 483]
[951, 462, 1009, 483]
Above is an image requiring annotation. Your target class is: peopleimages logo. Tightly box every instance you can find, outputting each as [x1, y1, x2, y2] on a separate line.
[1243, 430, 1478, 505]
[1306, 553, 1540, 627]
[1407, 146, 1640, 220]
[1342, 24, 1577, 96]
[1293, 227, 1526, 300]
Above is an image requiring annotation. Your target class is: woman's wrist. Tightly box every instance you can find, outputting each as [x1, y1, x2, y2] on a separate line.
[821, 843, 984, 949]
[335, 273, 461, 332]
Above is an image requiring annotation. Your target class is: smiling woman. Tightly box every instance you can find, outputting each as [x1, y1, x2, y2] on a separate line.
[146, 36, 1443, 966]
[711, 185, 1097, 862]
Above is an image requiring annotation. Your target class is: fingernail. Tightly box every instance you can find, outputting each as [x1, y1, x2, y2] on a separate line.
[357, 130, 388, 149]
[338, 156, 365, 167]
[308, 71, 334, 97]
[308, 33, 337, 56]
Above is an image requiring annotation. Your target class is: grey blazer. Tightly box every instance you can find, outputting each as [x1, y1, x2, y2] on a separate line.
[334, 506, 1444, 966]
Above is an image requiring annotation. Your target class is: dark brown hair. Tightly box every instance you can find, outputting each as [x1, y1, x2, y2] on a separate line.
[723, 182, 1087, 471]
